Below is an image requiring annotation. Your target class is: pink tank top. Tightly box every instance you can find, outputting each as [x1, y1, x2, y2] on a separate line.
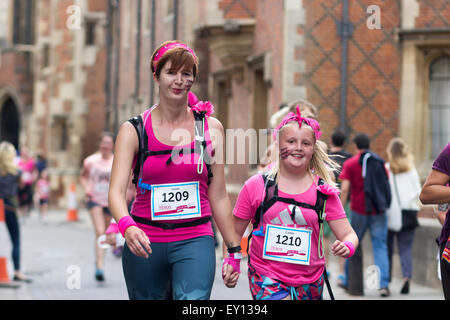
[130, 108, 214, 243]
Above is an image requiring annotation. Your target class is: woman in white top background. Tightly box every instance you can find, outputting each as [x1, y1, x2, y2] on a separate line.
[385, 138, 422, 295]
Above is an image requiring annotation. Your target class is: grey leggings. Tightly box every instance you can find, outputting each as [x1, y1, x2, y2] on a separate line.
[122, 235, 216, 300]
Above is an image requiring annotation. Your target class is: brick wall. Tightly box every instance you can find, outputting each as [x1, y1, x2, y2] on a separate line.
[303, 0, 401, 158]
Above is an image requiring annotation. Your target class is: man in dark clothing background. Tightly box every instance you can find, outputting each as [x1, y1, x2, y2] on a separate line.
[339, 133, 391, 297]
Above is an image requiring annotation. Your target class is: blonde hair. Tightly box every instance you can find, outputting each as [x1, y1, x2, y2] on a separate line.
[387, 137, 414, 174]
[0, 142, 18, 176]
[268, 122, 340, 188]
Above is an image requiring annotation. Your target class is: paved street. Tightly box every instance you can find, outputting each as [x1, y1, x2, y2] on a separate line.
[0, 208, 444, 300]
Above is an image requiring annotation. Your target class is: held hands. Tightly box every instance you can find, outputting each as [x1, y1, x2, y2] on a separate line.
[222, 253, 241, 288]
[331, 240, 355, 258]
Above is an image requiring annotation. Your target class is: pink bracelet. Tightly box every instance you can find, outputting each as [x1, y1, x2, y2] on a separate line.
[343, 241, 355, 259]
[118, 216, 137, 237]
[221, 253, 242, 279]
[105, 222, 119, 235]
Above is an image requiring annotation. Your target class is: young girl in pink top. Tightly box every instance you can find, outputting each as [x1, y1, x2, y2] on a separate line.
[233, 107, 358, 300]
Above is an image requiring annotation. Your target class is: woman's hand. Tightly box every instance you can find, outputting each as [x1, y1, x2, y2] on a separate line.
[124, 226, 152, 258]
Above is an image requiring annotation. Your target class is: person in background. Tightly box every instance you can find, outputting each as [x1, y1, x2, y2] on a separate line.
[385, 138, 421, 294]
[340, 133, 391, 297]
[17, 147, 37, 222]
[36, 168, 51, 224]
[80, 132, 115, 282]
[420, 142, 450, 300]
[327, 129, 352, 287]
[0, 142, 31, 282]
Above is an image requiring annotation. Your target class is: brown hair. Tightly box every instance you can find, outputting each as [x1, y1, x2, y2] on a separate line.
[386, 137, 414, 174]
[150, 41, 199, 79]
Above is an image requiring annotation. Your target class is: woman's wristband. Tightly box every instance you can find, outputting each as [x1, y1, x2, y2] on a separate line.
[343, 241, 355, 258]
[118, 216, 137, 237]
[227, 245, 242, 254]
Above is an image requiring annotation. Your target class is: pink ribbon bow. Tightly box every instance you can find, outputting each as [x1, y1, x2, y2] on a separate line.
[273, 105, 322, 141]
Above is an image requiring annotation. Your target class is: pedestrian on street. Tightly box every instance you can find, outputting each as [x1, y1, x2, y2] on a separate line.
[80, 132, 115, 282]
[0, 142, 31, 282]
[339, 133, 392, 297]
[420, 142, 450, 300]
[385, 137, 421, 294]
[328, 129, 352, 288]
[232, 106, 358, 300]
[108, 40, 241, 300]
[17, 147, 37, 222]
[36, 168, 51, 224]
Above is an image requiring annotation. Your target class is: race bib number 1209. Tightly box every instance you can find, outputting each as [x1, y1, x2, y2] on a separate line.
[151, 182, 201, 221]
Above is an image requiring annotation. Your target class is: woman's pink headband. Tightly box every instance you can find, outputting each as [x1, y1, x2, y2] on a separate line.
[152, 42, 198, 69]
[273, 105, 322, 140]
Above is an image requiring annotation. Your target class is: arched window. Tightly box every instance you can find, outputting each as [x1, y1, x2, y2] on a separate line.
[429, 56, 450, 158]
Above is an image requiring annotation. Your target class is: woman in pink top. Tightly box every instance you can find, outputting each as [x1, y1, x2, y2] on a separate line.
[108, 41, 241, 300]
[80, 132, 115, 282]
[233, 107, 358, 300]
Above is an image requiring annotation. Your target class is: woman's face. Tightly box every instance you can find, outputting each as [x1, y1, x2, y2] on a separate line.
[278, 123, 315, 171]
[99, 135, 114, 155]
[156, 61, 194, 102]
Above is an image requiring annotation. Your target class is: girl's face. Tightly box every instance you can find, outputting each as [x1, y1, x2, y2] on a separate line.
[156, 61, 194, 102]
[278, 122, 315, 171]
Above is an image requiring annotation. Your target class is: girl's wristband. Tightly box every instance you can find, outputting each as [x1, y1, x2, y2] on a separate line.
[343, 241, 355, 259]
[105, 222, 119, 235]
[118, 216, 137, 237]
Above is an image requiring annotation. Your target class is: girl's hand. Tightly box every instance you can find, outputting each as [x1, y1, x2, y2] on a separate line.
[124, 226, 152, 258]
[105, 233, 117, 249]
[331, 240, 350, 258]
[222, 263, 240, 288]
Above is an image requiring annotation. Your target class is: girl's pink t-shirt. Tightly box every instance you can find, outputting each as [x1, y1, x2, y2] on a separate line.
[18, 159, 35, 185]
[37, 179, 50, 200]
[130, 109, 214, 243]
[83, 153, 114, 207]
[234, 174, 347, 286]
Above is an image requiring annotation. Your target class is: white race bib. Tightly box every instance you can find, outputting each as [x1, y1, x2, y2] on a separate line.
[263, 224, 312, 265]
[151, 182, 201, 221]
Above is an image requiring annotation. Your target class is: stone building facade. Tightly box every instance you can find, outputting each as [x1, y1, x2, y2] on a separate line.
[0, 0, 448, 207]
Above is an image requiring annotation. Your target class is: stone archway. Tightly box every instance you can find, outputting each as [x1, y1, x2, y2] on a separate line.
[0, 97, 20, 149]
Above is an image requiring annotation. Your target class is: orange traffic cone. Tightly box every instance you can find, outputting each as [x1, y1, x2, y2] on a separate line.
[240, 236, 248, 257]
[0, 199, 19, 288]
[66, 183, 78, 221]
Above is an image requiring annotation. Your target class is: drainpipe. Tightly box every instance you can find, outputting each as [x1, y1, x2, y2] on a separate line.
[337, 0, 353, 137]
[173, 0, 178, 39]
[150, 0, 156, 105]
[112, 0, 121, 134]
[105, 0, 113, 131]
[134, 0, 142, 114]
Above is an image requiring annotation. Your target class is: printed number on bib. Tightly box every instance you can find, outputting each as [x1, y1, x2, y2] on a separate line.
[151, 182, 201, 221]
[263, 224, 312, 265]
